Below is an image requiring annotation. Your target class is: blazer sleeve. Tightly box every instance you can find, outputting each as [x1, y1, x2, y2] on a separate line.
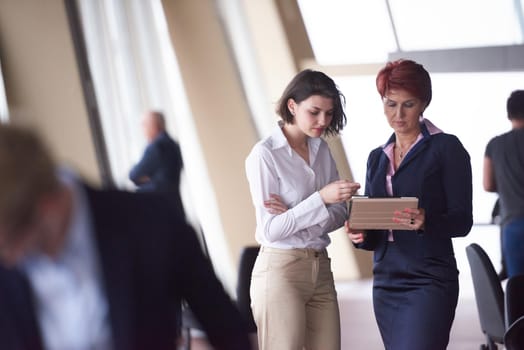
[353, 149, 384, 251]
[245, 145, 332, 242]
[129, 143, 160, 186]
[176, 224, 251, 350]
[423, 135, 473, 238]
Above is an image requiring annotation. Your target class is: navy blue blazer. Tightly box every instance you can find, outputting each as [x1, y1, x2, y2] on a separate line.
[0, 185, 250, 350]
[129, 131, 183, 193]
[357, 122, 473, 262]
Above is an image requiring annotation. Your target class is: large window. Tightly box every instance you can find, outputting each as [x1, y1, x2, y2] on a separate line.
[77, 0, 234, 288]
[297, 0, 396, 64]
[389, 0, 523, 51]
[298, 0, 524, 65]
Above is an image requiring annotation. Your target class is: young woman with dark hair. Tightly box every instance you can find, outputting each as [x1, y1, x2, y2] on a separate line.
[246, 69, 360, 350]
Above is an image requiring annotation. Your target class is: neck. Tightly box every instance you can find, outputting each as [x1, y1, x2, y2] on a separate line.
[395, 133, 419, 160]
[511, 119, 524, 129]
[283, 124, 308, 149]
[395, 133, 419, 148]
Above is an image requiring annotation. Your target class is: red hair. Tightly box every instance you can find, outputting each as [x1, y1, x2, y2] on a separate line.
[376, 59, 432, 106]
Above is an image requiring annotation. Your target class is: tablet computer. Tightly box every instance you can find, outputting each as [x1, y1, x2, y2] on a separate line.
[348, 196, 419, 230]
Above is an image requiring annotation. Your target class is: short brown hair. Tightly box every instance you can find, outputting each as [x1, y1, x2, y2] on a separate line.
[507, 90, 524, 120]
[0, 124, 59, 236]
[275, 69, 347, 136]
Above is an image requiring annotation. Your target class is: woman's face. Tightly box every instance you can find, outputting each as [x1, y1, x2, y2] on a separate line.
[383, 89, 426, 135]
[288, 95, 334, 138]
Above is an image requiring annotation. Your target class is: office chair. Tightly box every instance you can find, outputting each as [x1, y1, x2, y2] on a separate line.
[505, 274, 524, 328]
[180, 303, 203, 350]
[236, 245, 260, 333]
[466, 243, 505, 350]
[504, 315, 524, 350]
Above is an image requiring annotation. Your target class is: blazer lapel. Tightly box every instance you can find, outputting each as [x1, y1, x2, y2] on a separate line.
[368, 152, 390, 197]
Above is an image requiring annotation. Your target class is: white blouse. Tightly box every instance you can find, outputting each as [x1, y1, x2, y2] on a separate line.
[245, 124, 347, 250]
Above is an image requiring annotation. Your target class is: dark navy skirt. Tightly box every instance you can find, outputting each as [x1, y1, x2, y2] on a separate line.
[373, 242, 459, 350]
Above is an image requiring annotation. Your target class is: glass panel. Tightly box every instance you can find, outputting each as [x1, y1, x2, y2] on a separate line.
[0, 58, 8, 122]
[298, 0, 523, 65]
[337, 72, 524, 224]
[298, 0, 396, 64]
[390, 0, 523, 50]
[78, 0, 229, 282]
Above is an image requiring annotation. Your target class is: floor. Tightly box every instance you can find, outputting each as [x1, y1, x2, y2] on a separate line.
[184, 225, 502, 349]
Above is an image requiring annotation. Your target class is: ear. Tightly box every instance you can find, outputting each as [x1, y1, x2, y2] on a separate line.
[287, 98, 296, 117]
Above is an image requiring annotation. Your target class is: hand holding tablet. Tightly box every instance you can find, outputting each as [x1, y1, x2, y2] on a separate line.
[348, 196, 419, 230]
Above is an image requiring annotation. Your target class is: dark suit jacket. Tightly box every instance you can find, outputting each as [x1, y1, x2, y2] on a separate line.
[0, 185, 250, 350]
[129, 131, 184, 216]
[357, 122, 473, 263]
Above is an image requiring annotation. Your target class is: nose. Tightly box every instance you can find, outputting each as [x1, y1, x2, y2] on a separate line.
[318, 113, 331, 126]
[394, 105, 405, 119]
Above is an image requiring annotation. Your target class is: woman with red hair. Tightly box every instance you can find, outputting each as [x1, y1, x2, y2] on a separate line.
[345, 59, 473, 349]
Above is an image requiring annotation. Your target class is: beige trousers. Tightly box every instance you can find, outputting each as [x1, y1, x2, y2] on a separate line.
[250, 246, 340, 350]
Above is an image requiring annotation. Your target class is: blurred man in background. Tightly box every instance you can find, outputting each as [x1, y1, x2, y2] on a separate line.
[129, 110, 185, 217]
[0, 123, 250, 350]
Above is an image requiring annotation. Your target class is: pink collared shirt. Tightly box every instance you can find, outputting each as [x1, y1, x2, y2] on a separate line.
[383, 118, 443, 241]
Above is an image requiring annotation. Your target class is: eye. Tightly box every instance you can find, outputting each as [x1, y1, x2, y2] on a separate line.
[386, 101, 396, 108]
[403, 101, 415, 108]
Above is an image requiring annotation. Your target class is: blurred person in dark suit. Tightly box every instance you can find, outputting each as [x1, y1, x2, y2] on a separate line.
[0, 123, 251, 350]
[129, 110, 185, 217]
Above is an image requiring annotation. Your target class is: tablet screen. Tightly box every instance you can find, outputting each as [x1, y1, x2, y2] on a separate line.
[348, 197, 419, 230]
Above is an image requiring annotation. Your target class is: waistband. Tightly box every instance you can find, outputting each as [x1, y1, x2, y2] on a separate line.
[260, 246, 328, 258]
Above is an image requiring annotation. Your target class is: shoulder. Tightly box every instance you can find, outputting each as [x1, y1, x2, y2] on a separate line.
[246, 135, 278, 162]
[486, 133, 503, 150]
[85, 186, 194, 257]
[430, 132, 466, 149]
[85, 185, 185, 227]
[430, 132, 459, 142]
[364, 146, 386, 176]
[162, 132, 180, 147]
[368, 146, 384, 162]
[428, 133, 470, 163]
[485, 130, 522, 155]
[369, 145, 383, 156]
[488, 129, 519, 144]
